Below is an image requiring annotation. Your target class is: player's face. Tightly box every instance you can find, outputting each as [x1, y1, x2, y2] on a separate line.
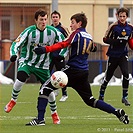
[118, 12, 127, 24]
[35, 15, 48, 31]
[51, 14, 60, 26]
[70, 19, 81, 31]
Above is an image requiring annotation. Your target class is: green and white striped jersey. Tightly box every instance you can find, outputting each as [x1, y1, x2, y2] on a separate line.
[10, 25, 65, 69]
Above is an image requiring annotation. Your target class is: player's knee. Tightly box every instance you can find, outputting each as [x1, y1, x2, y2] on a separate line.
[123, 75, 129, 80]
[17, 71, 29, 82]
[122, 70, 129, 79]
[84, 97, 96, 107]
[39, 86, 53, 97]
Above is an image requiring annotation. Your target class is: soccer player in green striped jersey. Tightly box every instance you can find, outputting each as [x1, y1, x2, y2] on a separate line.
[4, 9, 67, 124]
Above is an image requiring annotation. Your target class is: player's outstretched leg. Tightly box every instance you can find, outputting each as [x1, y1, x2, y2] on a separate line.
[95, 100, 129, 124]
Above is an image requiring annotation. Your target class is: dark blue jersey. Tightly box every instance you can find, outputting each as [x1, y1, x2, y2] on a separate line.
[66, 28, 93, 70]
[104, 21, 133, 57]
[51, 22, 69, 38]
[45, 28, 96, 71]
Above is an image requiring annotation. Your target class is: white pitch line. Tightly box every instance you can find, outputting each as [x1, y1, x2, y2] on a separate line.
[0, 115, 132, 121]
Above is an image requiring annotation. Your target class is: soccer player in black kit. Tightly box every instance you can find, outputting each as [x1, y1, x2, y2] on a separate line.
[26, 12, 129, 126]
[98, 7, 133, 106]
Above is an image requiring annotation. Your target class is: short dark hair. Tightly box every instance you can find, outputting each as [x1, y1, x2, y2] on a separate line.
[70, 13, 87, 28]
[51, 10, 61, 18]
[117, 7, 129, 17]
[34, 9, 48, 20]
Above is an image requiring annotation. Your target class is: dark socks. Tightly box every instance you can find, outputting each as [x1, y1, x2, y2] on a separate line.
[99, 82, 108, 97]
[123, 89, 128, 98]
[37, 97, 48, 120]
[62, 87, 67, 96]
[96, 100, 116, 115]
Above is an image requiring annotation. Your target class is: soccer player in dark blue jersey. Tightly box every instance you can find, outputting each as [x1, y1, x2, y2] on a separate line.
[26, 12, 129, 126]
[98, 7, 133, 106]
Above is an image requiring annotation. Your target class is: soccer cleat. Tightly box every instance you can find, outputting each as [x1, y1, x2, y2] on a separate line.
[25, 118, 45, 126]
[51, 112, 60, 124]
[116, 109, 129, 124]
[122, 98, 130, 106]
[59, 95, 68, 102]
[4, 100, 16, 113]
[98, 95, 104, 101]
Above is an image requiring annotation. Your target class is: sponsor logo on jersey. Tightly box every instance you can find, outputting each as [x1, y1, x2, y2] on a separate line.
[117, 36, 128, 40]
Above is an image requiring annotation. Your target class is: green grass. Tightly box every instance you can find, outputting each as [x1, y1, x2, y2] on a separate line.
[0, 84, 133, 133]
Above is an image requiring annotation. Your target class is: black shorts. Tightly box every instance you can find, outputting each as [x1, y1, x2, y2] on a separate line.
[41, 65, 94, 105]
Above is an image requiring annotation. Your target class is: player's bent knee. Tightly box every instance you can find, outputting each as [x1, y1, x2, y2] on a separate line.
[84, 97, 96, 107]
[17, 71, 29, 82]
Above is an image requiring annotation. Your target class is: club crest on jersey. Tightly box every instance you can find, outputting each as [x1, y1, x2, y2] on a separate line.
[121, 29, 126, 36]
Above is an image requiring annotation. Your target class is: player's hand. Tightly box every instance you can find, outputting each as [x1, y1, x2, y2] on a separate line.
[10, 55, 17, 62]
[90, 43, 97, 52]
[34, 46, 46, 55]
[57, 55, 64, 61]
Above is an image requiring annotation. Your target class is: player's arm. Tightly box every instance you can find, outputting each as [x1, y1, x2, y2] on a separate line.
[103, 22, 128, 45]
[103, 24, 118, 45]
[46, 29, 78, 52]
[90, 42, 97, 52]
[103, 22, 122, 45]
[34, 29, 79, 54]
[103, 37, 120, 45]
[10, 41, 18, 62]
[45, 40, 70, 52]
[10, 29, 29, 62]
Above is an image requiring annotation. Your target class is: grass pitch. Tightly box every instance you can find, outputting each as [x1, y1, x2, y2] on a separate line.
[0, 84, 133, 133]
